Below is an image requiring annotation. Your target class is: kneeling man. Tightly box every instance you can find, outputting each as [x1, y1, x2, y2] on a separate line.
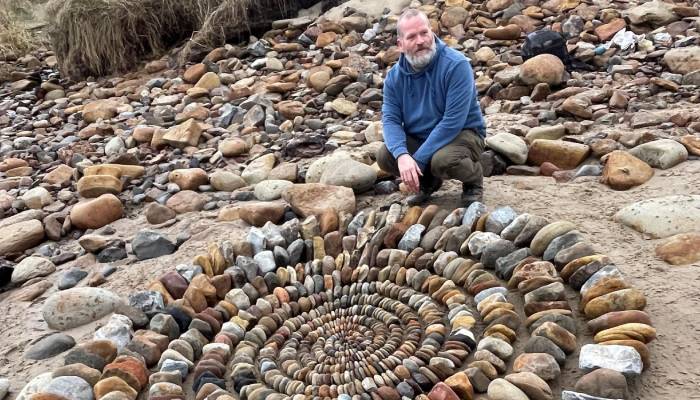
[377, 9, 486, 206]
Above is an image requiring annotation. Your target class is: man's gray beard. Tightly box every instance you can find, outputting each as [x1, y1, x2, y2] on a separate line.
[406, 44, 437, 70]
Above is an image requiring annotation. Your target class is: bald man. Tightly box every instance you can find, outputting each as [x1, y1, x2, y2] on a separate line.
[377, 9, 486, 206]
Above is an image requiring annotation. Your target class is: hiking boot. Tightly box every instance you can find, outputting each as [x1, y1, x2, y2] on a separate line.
[406, 178, 443, 206]
[461, 182, 483, 207]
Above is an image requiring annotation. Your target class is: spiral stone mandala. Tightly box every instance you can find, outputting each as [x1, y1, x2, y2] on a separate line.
[22, 202, 653, 400]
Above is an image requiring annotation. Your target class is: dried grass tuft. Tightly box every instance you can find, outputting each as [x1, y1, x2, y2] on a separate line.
[0, 0, 43, 60]
[48, 0, 312, 80]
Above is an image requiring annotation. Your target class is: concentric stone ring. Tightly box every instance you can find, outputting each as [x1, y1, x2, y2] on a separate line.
[20, 201, 652, 400]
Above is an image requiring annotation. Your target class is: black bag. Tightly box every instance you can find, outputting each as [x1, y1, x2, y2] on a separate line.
[522, 29, 595, 71]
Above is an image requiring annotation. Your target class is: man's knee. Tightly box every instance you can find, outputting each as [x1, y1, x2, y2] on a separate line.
[376, 145, 396, 174]
[430, 151, 462, 177]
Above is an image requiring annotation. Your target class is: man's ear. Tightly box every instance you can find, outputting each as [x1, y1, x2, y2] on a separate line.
[397, 37, 404, 53]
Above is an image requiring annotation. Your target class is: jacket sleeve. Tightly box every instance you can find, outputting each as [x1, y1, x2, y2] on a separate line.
[412, 60, 473, 169]
[381, 73, 409, 159]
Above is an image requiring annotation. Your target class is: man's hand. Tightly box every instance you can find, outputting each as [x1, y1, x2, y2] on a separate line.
[398, 154, 423, 193]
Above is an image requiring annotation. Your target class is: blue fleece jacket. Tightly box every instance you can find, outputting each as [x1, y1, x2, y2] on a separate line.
[382, 37, 486, 170]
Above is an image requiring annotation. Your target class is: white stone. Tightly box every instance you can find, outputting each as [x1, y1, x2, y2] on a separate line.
[320, 158, 377, 193]
[628, 139, 688, 169]
[45, 376, 94, 400]
[614, 195, 700, 238]
[466, 231, 502, 257]
[485, 132, 529, 164]
[94, 314, 133, 351]
[578, 344, 643, 376]
[254, 179, 294, 201]
[11, 256, 56, 283]
[241, 153, 276, 185]
[16, 372, 52, 400]
[42, 287, 126, 330]
[21, 187, 52, 209]
[305, 152, 353, 183]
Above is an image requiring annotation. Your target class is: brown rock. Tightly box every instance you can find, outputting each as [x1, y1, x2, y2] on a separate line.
[428, 381, 460, 400]
[505, 372, 553, 400]
[277, 100, 305, 120]
[0, 219, 45, 256]
[282, 183, 355, 218]
[444, 371, 474, 400]
[655, 232, 700, 265]
[93, 376, 138, 400]
[484, 24, 522, 40]
[77, 175, 123, 198]
[0, 157, 28, 172]
[532, 321, 577, 354]
[70, 194, 123, 230]
[584, 288, 647, 319]
[169, 168, 208, 190]
[238, 202, 285, 227]
[165, 190, 206, 214]
[162, 119, 203, 148]
[679, 135, 700, 156]
[316, 31, 337, 47]
[600, 150, 653, 190]
[512, 353, 561, 381]
[574, 368, 628, 399]
[218, 138, 248, 157]
[44, 165, 75, 186]
[184, 63, 207, 83]
[519, 54, 565, 86]
[587, 310, 652, 333]
[595, 18, 626, 41]
[527, 139, 590, 170]
[83, 100, 119, 123]
[145, 203, 176, 225]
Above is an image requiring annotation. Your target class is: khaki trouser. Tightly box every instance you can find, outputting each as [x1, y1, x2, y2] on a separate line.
[376, 129, 485, 188]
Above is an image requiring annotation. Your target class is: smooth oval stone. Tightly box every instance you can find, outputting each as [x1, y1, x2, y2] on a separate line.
[501, 213, 531, 241]
[530, 221, 576, 256]
[532, 321, 577, 354]
[475, 286, 508, 304]
[52, 364, 102, 386]
[554, 242, 595, 268]
[524, 282, 565, 304]
[485, 207, 518, 235]
[462, 202, 488, 229]
[480, 239, 517, 269]
[514, 215, 549, 247]
[584, 288, 646, 319]
[465, 367, 490, 393]
[579, 344, 643, 376]
[420, 226, 448, 251]
[495, 247, 531, 280]
[26, 333, 76, 360]
[466, 232, 502, 257]
[587, 310, 652, 334]
[477, 336, 513, 360]
[580, 265, 622, 295]
[528, 313, 577, 335]
[487, 378, 529, 400]
[513, 353, 561, 381]
[42, 288, 126, 330]
[574, 368, 628, 399]
[44, 376, 93, 400]
[542, 230, 584, 261]
[474, 350, 506, 373]
[398, 224, 426, 252]
[505, 372, 553, 400]
[522, 336, 567, 366]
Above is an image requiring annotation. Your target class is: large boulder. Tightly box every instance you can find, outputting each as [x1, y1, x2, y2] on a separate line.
[615, 195, 700, 238]
[663, 47, 700, 74]
[320, 158, 377, 193]
[626, 1, 678, 26]
[600, 150, 654, 190]
[283, 183, 356, 218]
[527, 140, 591, 170]
[42, 287, 126, 330]
[70, 194, 124, 230]
[0, 219, 45, 257]
[485, 133, 528, 164]
[519, 54, 566, 86]
[11, 256, 56, 283]
[629, 139, 688, 169]
[306, 152, 354, 183]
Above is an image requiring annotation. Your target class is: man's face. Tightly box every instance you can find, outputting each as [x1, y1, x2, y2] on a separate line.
[397, 16, 436, 69]
[398, 16, 434, 59]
